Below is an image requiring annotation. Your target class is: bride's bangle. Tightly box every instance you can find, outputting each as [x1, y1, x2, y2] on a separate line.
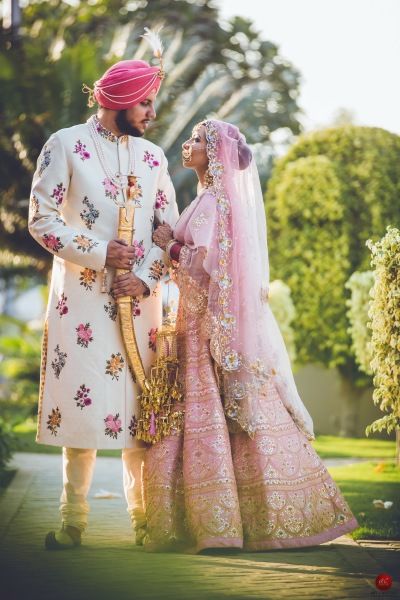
[165, 238, 177, 257]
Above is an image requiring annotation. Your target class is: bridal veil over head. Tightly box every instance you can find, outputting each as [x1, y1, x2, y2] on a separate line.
[199, 119, 314, 440]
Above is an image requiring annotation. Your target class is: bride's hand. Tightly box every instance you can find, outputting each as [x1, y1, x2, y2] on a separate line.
[153, 223, 174, 250]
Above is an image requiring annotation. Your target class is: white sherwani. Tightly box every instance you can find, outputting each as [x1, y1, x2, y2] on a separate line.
[29, 118, 178, 449]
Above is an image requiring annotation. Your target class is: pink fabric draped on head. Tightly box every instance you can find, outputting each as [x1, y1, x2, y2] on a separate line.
[93, 60, 162, 109]
[175, 119, 314, 439]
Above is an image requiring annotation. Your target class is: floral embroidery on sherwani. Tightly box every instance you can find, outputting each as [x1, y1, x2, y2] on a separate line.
[73, 140, 91, 161]
[149, 259, 164, 281]
[74, 384, 92, 409]
[132, 298, 141, 318]
[56, 292, 68, 317]
[104, 300, 117, 321]
[76, 323, 93, 348]
[73, 234, 98, 253]
[155, 189, 168, 210]
[42, 234, 64, 252]
[148, 328, 158, 352]
[128, 415, 138, 437]
[80, 196, 99, 230]
[38, 148, 51, 176]
[51, 345, 67, 378]
[143, 150, 159, 169]
[47, 407, 62, 436]
[50, 182, 66, 207]
[132, 240, 145, 265]
[79, 268, 97, 291]
[105, 352, 125, 380]
[102, 178, 119, 201]
[104, 413, 123, 439]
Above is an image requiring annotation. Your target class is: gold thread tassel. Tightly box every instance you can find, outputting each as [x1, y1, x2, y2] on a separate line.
[136, 324, 184, 444]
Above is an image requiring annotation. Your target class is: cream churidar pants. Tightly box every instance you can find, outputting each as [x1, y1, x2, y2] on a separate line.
[59, 447, 146, 532]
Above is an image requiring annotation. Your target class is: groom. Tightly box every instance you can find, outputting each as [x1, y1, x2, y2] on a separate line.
[28, 54, 178, 549]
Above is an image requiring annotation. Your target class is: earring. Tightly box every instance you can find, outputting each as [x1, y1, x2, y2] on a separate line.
[204, 168, 213, 188]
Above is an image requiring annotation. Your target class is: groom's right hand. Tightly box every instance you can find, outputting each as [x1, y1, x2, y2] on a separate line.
[106, 239, 136, 269]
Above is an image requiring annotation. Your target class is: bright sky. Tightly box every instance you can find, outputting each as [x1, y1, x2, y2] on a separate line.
[217, 0, 400, 134]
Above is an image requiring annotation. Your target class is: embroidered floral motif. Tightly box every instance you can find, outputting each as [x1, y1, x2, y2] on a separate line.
[73, 234, 98, 253]
[74, 384, 92, 409]
[29, 194, 40, 223]
[73, 140, 91, 161]
[193, 212, 208, 231]
[132, 240, 145, 265]
[132, 298, 141, 318]
[79, 268, 97, 291]
[143, 150, 160, 169]
[39, 148, 51, 176]
[50, 182, 66, 207]
[105, 352, 125, 380]
[95, 116, 118, 143]
[149, 259, 164, 281]
[148, 328, 158, 352]
[155, 189, 168, 211]
[103, 178, 119, 201]
[104, 300, 117, 321]
[42, 234, 64, 253]
[128, 415, 138, 437]
[80, 196, 99, 230]
[76, 322, 93, 348]
[56, 292, 68, 317]
[104, 413, 123, 439]
[47, 407, 61, 436]
[51, 345, 67, 379]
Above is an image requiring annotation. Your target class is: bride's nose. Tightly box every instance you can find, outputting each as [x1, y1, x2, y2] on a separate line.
[182, 141, 190, 150]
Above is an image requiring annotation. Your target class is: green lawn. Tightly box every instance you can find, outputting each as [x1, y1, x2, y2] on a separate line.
[312, 434, 396, 460]
[13, 420, 396, 460]
[328, 461, 400, 540]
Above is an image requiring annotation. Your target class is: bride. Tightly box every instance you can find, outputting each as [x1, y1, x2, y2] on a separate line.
[144, 119, 358, 553]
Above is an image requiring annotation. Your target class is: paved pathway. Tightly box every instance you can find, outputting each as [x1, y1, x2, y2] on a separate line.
[0, 453, 398, 600]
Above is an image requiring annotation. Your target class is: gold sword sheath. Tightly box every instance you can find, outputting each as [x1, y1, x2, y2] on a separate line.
[116, 176, 147, 389]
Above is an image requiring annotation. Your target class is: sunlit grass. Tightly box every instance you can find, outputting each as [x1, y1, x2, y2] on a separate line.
[328, 461, 400, 539]
[312, 435, 395, 459]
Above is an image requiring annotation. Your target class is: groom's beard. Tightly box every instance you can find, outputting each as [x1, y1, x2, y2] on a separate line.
[115, 110, 143, 137]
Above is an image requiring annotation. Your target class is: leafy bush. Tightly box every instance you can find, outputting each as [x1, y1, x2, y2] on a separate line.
[366, 227, 400, 436]
[268, 279, 297, 364]
[0, 315, 42, 424]
[345, 270, 374, 376]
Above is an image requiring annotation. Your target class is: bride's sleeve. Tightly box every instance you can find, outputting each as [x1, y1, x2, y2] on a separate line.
[178, 192, 218, 284]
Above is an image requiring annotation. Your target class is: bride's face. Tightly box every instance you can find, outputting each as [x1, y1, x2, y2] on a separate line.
[182, 125, 208, 170]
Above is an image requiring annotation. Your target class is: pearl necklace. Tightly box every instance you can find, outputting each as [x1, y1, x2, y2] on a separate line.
[87, 115, 136, 205]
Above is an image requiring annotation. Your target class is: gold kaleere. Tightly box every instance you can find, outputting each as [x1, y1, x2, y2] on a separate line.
[136, 301, 184, 444]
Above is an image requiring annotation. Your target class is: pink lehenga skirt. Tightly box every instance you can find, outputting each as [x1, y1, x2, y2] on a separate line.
[143, 309, 358, 553]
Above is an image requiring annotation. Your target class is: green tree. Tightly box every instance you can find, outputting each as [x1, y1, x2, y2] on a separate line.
[366, 227, 400, 465]
[0, 0, 302, 275]
[265, 126, 400, 435]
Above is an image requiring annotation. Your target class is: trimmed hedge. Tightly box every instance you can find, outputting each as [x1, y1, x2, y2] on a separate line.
[265, 126, 400, 370]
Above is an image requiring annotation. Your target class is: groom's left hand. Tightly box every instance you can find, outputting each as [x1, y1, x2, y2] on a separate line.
[112, 273, 149, 298]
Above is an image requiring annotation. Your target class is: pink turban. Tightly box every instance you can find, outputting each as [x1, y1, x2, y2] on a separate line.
[93, 60, 163, 110]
